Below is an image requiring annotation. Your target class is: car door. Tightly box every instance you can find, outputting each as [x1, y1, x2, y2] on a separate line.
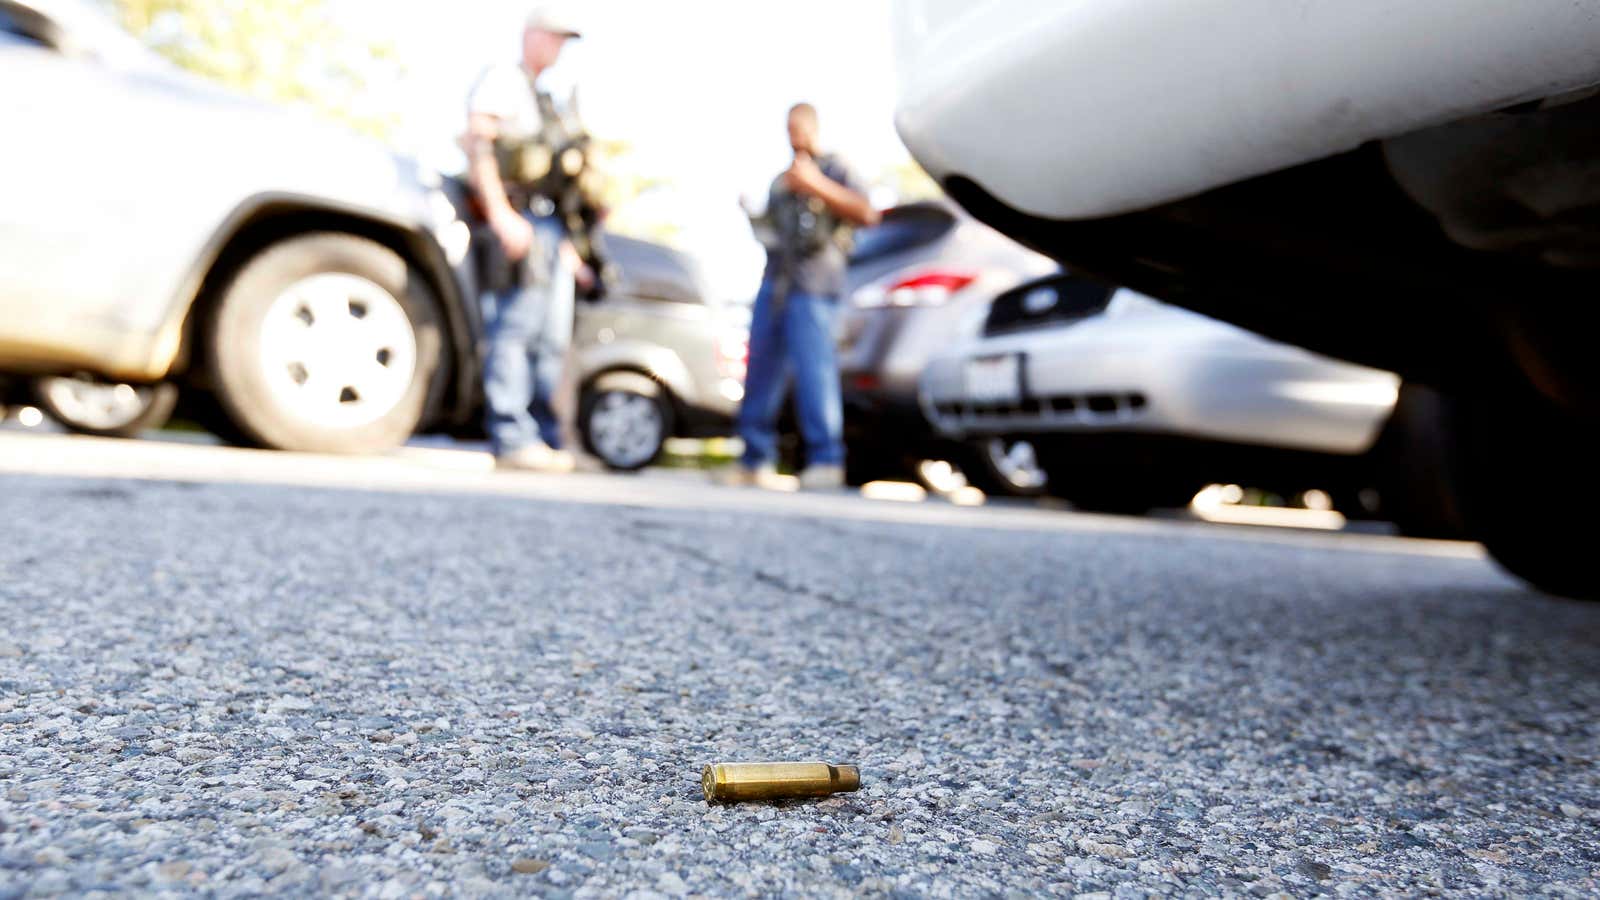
[0, 2, 197, 344]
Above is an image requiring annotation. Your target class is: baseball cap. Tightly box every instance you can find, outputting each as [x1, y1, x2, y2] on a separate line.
[526, 3, 583, 38]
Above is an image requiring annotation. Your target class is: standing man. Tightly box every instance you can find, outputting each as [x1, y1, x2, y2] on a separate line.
[466, 4, 593, 472]
[731, 103, 880, 490]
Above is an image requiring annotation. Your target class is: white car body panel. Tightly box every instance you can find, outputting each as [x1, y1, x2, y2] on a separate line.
[0, 0, 438, 380]
[893, 0, 1600, 219]
[920, 292, 1400, 455]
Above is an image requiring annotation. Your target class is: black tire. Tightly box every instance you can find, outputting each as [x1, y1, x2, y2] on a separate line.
[843, 437, 911, 486]
[1372, 384, 1470, 539]
[955, 438, 1049, 498]
[1446, 390, 1598, 599]
[33, 376, 178, 438]
[579, 371, 673, 471]
[204, 233, 446, 454]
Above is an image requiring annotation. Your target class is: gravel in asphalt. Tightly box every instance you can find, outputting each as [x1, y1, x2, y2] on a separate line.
[1, 474, 1597, 897]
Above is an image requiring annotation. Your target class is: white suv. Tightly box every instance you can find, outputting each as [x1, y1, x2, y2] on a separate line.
[893, 0, 1600, 597]
[0, 0, 478, 452]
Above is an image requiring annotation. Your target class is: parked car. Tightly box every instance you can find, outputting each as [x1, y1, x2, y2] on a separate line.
[0, 369, 176, 438]
[838, 200, 1056, 488]
[30, 374, 179, 437]
[921, 275, 1404, 514]
[892, 0, 1600, 597]
[0, 0, 479, 453]
[573, 235, 748, 470]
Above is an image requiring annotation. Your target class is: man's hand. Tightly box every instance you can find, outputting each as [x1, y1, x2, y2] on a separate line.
[467, 111, 537, 260]
[491, 210, 535, 262]
[784, 152, 827, 198]
[779, 151, 881, 228]
[574, 263, 597, 294]
[561, 240, 595, 293]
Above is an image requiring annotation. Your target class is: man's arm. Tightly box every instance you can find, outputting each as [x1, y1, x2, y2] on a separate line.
[787, 154, 882, 227]
[466, 113, 513, 222]
[560, 239, 595, 292]
[466, 112, 535, 260]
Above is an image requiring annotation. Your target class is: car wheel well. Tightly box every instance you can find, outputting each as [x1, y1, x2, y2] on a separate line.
[582, 367, 681, 412]
[174, 204, 470, 425]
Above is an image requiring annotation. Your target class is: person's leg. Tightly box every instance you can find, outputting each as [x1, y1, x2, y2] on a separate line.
[736, 282, 791, 470]
[481, 282, 543, 457]
[527, 218, 574, 449]
[785, 291, 846, 467]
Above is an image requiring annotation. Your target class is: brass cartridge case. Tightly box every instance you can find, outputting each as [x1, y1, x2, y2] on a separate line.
[701, 761, 861, 803]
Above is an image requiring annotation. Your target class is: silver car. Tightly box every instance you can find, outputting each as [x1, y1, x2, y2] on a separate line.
[0, 0, 477, 453]
[921, 276, 1402, 513]
[573, 235, 747, 471]
[838, 200, 1055, 485]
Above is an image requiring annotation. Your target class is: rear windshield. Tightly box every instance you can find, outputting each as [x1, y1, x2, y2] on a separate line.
[984, 274, 1116, 337]
[849, 204, 956, 266]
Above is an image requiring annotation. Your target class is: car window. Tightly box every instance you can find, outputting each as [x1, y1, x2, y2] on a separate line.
[1, 0, 169, 70]
[983, 273, 1116, 336]
[610, 236, 704, 305]
[0, 6, 55, 48]
[0, 28, 44, 47]
[850, 204, 956, 266]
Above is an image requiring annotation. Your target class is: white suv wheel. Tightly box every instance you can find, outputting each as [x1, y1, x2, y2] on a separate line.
[256, 272, 419, 432]
[206, 233, 444, 454]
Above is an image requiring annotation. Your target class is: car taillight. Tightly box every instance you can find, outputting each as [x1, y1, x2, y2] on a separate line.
[717, 332, 749, 380]
[853, 269, 979, 308]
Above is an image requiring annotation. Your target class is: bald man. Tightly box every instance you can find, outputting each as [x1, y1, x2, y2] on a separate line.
[729, 103, 880, 491]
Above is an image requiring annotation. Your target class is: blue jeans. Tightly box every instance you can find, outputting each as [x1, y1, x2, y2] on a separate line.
[737, 282, 845, 469]
[482, 215, 574, 455]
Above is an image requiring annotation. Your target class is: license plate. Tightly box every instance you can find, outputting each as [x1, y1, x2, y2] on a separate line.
[964, 354, 1021, 404]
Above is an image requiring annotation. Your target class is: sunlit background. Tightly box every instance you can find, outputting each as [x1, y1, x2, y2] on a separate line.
[108, 0, 938, 303]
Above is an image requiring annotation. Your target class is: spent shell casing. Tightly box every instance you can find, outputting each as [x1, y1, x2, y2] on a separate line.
[701, 761, 861, 803]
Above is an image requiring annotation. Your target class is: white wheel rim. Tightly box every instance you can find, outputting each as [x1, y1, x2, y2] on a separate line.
[40, 376, 150, 430]
[257, 273, 418, 431]
[589, 391, 663, 468]
[986, 438, 1048, 491]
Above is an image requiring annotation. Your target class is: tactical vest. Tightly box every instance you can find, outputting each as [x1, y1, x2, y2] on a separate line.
[493, 83, 600, 210]
[755, 155, 857, 264]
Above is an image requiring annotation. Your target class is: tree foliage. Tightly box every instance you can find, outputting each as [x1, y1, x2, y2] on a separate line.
[882, 157, 942, 205]
[586, 137, 683, 243]
[110, 0, 400, 137]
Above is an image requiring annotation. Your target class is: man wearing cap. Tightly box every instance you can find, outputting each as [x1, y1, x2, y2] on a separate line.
[466, 4, 592, 472]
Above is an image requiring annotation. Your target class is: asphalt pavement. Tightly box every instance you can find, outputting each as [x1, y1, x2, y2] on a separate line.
[1, 432, 1597, 897]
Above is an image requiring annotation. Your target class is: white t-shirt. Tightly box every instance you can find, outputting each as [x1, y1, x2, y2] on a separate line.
[467, 62, 580, 140]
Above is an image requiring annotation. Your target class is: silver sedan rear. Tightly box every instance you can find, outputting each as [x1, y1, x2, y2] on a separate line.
[921, 281, 1400, 511]
[836, 200, 1054, 483]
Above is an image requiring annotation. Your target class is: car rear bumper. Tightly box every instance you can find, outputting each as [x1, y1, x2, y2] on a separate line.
[920, 321, 1399, 456]
[893, 0, 1600, 220]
